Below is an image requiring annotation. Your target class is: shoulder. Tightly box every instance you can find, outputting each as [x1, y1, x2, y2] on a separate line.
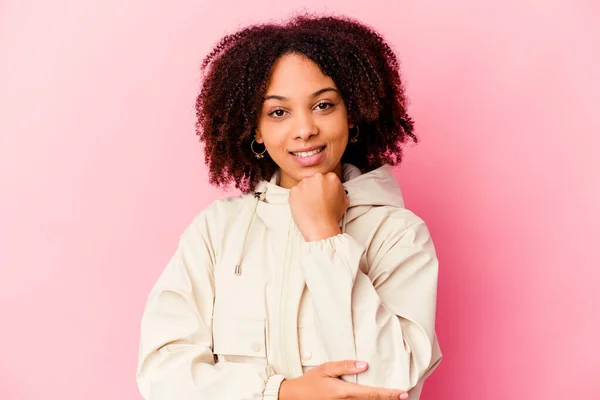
[359, 205, 438, 275]
[181, 193, 255, 243]
[363, 205, 434, 249]
[387, 206, 430, 233]
[198, 194, 252, 222]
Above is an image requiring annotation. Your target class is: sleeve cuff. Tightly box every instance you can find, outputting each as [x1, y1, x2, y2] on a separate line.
[263, 374, 286, 400]
[303, 233, 364, 277]
[303, 232, 364, 252]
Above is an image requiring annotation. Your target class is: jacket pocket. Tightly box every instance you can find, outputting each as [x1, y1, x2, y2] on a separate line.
[213, 316, 267, 364]
[298, 326, 327, 367]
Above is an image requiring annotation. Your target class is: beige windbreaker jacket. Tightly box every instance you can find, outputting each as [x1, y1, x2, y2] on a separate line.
[137, 163, 442, 400]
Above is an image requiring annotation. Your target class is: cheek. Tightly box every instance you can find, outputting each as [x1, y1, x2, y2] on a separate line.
[331, 128, 349, 156]
[262, 132, 287, 154]
[325, 114, 349, 135]
[330, 124, 349, 145]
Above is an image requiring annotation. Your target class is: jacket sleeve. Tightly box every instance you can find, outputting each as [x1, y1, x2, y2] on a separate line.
[300, 209, 442, 392]
[136, 210, 286, 400]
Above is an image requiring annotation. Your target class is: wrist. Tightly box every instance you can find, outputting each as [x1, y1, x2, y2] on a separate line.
[277, 378, 293, 400]
[303, 222, 342, 242]
[264, 374, 287, 400]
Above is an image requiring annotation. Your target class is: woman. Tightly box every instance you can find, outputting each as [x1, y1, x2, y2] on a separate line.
[137, 14, 442, 400]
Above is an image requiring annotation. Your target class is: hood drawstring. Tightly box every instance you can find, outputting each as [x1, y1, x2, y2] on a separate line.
[234, 187, 267, 276]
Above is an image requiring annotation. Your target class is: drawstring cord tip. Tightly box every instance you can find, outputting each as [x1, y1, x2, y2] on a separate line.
[234, 264, 242, 276]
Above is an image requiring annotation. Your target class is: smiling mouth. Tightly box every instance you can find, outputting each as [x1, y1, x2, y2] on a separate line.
[290, 146, 325, 157]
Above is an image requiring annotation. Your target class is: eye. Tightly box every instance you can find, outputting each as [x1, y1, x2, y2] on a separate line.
[268, 109, 287, 118]
[315, 101, 333, 111]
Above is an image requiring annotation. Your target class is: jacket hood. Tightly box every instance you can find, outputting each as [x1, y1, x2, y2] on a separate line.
[254, 163, 405, 224]
[232, 164, 405, 275]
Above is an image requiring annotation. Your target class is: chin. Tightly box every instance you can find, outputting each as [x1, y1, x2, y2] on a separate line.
[300, 164, 336, 177]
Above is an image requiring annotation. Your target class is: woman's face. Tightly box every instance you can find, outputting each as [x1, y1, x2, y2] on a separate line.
[255, 53, 353, 189]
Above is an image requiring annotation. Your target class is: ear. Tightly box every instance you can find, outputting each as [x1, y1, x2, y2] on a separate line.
[255, 129, 264, 144]
[348, 121, 355, 129]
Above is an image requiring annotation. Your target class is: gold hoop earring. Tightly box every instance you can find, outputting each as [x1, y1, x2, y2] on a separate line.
[251, 139, 267, 159]
[350, 126, 360, 143]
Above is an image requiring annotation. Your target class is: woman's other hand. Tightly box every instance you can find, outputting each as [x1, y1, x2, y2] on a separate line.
[278, 360, 409, 400]
[289, 172, 349, 241]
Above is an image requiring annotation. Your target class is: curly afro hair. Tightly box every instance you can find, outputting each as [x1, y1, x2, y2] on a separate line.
[195, 14, 417, 193]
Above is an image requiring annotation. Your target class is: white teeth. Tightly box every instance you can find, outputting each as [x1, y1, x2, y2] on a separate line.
[291, 147, 324, 157]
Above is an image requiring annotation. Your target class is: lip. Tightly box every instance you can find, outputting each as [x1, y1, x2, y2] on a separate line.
[289, 145, 326, 167]
[288, 145, 325, 153]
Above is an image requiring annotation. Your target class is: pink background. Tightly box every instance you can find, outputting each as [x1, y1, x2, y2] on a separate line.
[1, 1, 599, 399]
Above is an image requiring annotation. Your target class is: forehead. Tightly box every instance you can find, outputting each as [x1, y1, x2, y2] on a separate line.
[265, 53, 337, 96]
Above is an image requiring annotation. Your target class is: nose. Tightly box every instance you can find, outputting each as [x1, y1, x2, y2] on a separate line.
[294, 111, 318, 141]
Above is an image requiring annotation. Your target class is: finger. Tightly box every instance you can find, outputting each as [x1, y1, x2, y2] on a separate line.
[320, 360, 368, 378]
[326, 171, 342, 183]
[343, 382, 408, 400]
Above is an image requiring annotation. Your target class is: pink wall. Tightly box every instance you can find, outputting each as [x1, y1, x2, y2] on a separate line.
[1, 1, 599, 399]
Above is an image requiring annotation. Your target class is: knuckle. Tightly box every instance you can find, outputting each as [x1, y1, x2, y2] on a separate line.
[319, 361, 333, 374]
[336, 386, 350, 399]
[368, 392, 380, 400]
[344, 360, 355, 372]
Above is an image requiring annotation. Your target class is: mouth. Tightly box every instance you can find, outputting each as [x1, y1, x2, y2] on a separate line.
[289, 145, 326, 158]
[289, 145, 327, 167]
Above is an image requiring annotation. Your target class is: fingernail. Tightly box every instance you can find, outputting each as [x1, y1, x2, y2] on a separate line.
[399, 393, 409, 400]
[355, 361, 367, 368]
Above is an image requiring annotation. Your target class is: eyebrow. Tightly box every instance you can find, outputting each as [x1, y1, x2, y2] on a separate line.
[263, 87, 339, 101]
